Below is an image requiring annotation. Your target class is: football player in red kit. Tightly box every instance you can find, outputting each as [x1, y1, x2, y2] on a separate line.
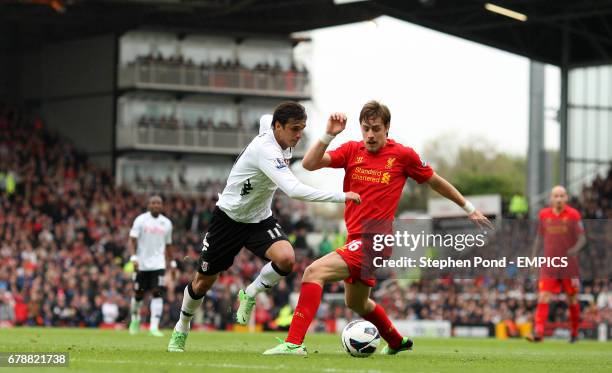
[264, 100, 492, 356]
[528, 185, 586, 343]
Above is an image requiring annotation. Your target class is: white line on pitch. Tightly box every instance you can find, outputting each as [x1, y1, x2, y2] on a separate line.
[72, 358, 384, 373]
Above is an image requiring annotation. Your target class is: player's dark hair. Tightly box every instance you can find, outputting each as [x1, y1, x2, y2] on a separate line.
[149, 195, 163, 203]
[359, 100, 391, 125]
[272, 101, 307, 129]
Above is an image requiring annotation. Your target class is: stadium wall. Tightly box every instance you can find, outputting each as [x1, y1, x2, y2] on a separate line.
[0, 26, 18, 102]
[8, 34, 116, 168]
[0, 39, 7, 100]
[0, 56, 8, 100]
[43, 95, 114, 167]
[41, 35, 114, 98]
[41, 34, 116, 168]
[17, 49, 43, 101]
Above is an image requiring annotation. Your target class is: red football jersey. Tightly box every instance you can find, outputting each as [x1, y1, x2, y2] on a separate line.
[538, 205, 584, 277]
[327, 139, 433, 237]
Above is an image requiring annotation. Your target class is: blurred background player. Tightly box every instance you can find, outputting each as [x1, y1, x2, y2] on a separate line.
[264, 100, 493, 356]
[167, 102, 361, 352]
[528, 185, 586, 343]
[128, 195, 174, 337]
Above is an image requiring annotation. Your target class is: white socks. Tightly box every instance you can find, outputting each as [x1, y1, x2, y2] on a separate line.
[150, 297, 163, 330]
[132, 297, 164, 330]
[245, 262, 286, 297]
[174, 284, 205, 333]
[130, 298, 142, 322]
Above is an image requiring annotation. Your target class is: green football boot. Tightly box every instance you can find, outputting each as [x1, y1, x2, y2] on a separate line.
[167, 330, 188, 352]
[128, 319, 139, 335]
[380, 337, 413, 355]
[149, 327, 164, 337]
[263, 338, 307, 356]
[236, 289, 256, 325]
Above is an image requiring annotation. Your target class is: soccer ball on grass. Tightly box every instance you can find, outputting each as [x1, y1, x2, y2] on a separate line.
[341, 320, 380, 357]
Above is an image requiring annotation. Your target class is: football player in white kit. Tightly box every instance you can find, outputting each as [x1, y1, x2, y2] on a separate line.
[128, 195, 173, 337]
[168, 102, 361, 352]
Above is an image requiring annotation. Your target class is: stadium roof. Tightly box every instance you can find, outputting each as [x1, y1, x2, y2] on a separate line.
[3, 0, 612, 67]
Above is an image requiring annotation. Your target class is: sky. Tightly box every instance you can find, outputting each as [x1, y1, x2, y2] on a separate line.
[292, 16, 560, 189]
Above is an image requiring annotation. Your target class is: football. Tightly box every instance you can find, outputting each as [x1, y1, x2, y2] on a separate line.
[341, 320, 381, 357]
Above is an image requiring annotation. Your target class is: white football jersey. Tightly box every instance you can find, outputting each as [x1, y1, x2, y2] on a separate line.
[217, 130, 345, 223]
[129, 212, 172, 271]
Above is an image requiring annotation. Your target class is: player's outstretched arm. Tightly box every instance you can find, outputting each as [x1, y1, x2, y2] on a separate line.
[259, 147, 360, 204]
[302, 112, 347, 171]
[426, 172, 494, 229]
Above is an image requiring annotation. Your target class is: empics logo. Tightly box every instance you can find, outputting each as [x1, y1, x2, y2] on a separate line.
[517, 257, 568, 268]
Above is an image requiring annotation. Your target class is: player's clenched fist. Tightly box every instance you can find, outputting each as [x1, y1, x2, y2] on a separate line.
[326, 112, 347, 136]
[345, 191, 361, 204]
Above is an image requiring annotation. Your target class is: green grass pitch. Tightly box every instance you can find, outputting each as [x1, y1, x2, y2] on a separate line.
[1, 328, 611, 373]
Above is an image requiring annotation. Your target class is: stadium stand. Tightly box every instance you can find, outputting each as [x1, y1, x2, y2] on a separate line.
[122, 53, 309, 95]
[575, 170, 612, 219]
[0, 103, 610, 338]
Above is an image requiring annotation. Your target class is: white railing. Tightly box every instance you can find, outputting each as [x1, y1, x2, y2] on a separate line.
[118, 62, 311, 98]
[125, 183, 222, 197]
[116, 125, 307, 155]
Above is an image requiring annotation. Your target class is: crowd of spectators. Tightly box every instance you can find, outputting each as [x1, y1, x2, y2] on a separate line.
[129, 172, 226, 197]
[0, 104, 610, 338]
[0, 104, 319, 329]
[132, 111, 313, 139]
[130, 53, 308, 77]
[574, 168, 612, 219]
[124, 53, 309, 94]
[135, 114, 256, 132]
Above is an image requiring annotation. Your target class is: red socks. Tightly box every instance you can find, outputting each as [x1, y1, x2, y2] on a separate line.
[569, 303, 580, 337]
[286, 282, 323, 345]
[286, 284, 404, 349]
[534, 302, 549, 336]
[535, 302, 580, 337]
[363, 303, 403, 350]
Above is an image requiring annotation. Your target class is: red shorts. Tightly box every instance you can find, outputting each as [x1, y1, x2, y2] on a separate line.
[538, 278, 580, 295]
[335, 238, 380, 288]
